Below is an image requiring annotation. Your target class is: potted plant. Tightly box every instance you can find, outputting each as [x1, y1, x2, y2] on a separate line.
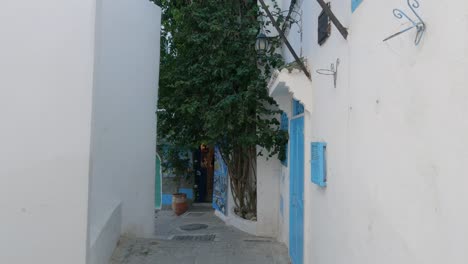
[162, 145, 191, 215]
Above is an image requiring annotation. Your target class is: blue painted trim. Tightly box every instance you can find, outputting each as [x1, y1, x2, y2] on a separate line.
[352, 0, 363, 12]
[280, 112, 289, 167]
[162, 189, 194, 205]
[179, 188, 194, 199]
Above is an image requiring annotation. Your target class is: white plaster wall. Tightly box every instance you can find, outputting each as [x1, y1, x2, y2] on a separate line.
[273, 94, 293, 245]
[219, 152, 280, 237]
[0, 1, 96, 263]
[87, 0, 161, 263]
[277, 0, 468, 264]
[256, 151, 282, 237]
[216, 171, 258, 235]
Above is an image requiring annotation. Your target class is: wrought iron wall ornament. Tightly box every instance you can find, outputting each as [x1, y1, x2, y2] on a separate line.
[316, 58, 340, 88]
[383, 0, 426, 45]
[281, 0, 300, 32]
[275, 9, 303, 35]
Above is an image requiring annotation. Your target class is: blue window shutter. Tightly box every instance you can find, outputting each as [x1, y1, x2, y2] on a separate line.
[352, 0, 363, 12]
[311, 142, 327, 187]
[280, 112, 289, 167]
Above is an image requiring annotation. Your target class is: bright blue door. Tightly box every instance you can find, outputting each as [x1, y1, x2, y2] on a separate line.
[289, 116, 304, 264]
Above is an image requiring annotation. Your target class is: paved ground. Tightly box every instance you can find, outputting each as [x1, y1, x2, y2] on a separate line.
[110, 204, 290, 264]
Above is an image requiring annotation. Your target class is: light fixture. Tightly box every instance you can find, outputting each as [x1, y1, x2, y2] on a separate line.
[255, 33, 269, 55]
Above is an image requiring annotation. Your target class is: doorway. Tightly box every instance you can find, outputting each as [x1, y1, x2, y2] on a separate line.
[194, 145, 214, 203]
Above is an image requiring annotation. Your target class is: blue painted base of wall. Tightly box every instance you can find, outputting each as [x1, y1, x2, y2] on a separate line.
[162, 188, 194, 205]
[179, 188, 194, 199]
[162, 194, 172, 205]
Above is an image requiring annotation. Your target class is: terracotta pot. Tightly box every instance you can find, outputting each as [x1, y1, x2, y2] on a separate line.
[172, 193, 188, 216]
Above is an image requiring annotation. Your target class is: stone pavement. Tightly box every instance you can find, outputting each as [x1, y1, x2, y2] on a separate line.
[110, 204, 290, 264]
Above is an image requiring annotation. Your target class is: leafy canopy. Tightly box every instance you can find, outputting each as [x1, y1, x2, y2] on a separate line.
[156, 0, 287, 160]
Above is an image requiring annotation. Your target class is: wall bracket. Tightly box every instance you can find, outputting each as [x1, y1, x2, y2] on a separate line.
[383, 0, 426, 45]
[316, 58, 340, 88]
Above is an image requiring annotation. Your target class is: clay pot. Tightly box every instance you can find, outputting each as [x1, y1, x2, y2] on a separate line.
[172, 193, 188, 216]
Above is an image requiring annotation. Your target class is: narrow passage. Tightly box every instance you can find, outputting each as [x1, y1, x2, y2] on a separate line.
[110, 204, 290, 264]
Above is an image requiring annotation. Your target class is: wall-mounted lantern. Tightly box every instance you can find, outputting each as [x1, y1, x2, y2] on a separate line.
[255, 33, 270, 56]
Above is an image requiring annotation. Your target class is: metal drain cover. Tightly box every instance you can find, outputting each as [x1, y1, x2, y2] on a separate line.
[180, 224, 208, 231]
[172, 234, 215, 241]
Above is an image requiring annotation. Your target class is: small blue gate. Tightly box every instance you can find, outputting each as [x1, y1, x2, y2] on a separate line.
[289, 105, 304, 264]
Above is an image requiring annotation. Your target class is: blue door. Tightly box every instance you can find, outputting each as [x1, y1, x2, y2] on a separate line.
[289, 116, 304, 264]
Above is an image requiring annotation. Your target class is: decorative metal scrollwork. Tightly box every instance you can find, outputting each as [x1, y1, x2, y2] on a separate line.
[383, 0, 426, 45]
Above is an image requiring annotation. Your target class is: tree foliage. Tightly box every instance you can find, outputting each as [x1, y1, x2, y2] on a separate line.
[155, 0, 288, 218]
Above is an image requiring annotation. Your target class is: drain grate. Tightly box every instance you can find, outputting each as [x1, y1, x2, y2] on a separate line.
[244, 239, 273, 243]
[172, 234, 216, 241]
[180, 224, 208, 231]
[184, 212, 205, 217]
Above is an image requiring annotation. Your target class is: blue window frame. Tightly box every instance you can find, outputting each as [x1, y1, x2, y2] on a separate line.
[352, 0, 363, 12]
[280, 112, 289, 167]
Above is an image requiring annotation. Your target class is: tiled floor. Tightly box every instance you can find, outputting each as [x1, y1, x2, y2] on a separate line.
[110, 204, 290, 264]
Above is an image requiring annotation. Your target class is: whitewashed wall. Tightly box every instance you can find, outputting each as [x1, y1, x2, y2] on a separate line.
[0, 1, 96, 263]
[273, 0, 468, 264]
[275, 94, 293, 246]
[87, 1, 160, 264]
[0, 1, 161, 264]
[256, 152, 282, 237]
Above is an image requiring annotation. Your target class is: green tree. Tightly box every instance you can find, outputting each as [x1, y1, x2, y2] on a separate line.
[154, 0, 288, 219]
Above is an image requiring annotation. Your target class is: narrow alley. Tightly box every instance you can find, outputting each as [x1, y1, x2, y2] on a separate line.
[110, 204, 290, 264]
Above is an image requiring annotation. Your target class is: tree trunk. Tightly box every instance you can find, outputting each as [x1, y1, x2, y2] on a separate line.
[223, 145, 257, 219]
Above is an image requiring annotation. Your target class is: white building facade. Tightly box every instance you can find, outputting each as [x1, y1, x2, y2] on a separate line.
[265, 1, 468, 264]
[0, 1, 161, 264]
